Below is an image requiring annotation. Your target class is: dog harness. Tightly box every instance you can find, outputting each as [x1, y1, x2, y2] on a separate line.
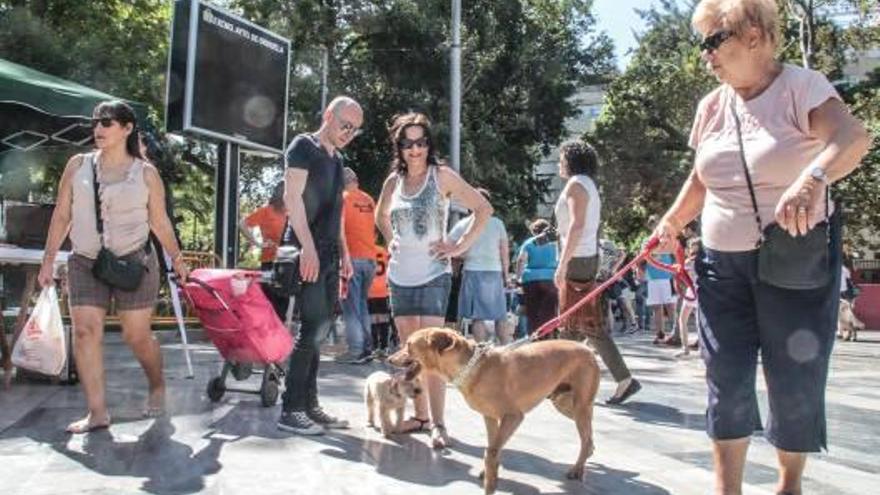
[450, 341, 493, 389]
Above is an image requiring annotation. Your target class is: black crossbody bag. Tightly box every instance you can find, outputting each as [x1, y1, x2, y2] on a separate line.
[90, 155, 150, 291]
[730, 97, 832, 290]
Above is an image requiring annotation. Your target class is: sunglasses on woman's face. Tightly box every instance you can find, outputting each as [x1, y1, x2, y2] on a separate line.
[399, 137, 429, 150]
[699, 30, 733, 53]
[91, 117, 116, 129]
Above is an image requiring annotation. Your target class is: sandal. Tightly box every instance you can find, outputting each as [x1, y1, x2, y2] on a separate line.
[431, 423, 450, 449]
[66, 414, 111, 434]
[399, 416, 430, 434]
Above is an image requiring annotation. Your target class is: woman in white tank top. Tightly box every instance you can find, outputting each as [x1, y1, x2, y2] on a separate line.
[375, 112, 492, 448]
[37, 101, 188, 434]
[554, 141, 641, 405]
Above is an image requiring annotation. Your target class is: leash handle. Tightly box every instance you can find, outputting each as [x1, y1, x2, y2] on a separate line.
[644, 243, 697, 302]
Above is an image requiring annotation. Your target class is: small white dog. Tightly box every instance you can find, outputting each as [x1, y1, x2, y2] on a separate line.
[838, 299, 865, 342]
[364, 371, 421, 437]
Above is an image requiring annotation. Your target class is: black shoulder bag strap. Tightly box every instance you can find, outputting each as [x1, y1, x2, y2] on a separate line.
[91, 154, 105, 245]
[729, 95, 765, 248]
[91, 154, 151, 255]
[729, 93, 829, 247]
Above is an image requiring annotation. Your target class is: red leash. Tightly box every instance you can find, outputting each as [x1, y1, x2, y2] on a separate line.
[529, 237, 696, 341]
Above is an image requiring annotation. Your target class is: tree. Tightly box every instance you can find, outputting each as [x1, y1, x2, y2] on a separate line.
[233, 0, 615, 239]
[588, 0, 714, 248]
[2, 0, 614, 249]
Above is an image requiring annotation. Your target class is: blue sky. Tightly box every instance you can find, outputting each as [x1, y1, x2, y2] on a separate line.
[593, 0, 650, 69]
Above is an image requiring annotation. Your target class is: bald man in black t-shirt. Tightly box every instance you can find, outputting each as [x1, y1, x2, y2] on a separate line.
[277, 96, 363, 436]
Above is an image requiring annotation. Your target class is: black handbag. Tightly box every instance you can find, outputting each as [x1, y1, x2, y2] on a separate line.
[730, 97, 831, 290]
[270, 221, 302, 296]
[89, 155, 149, 292]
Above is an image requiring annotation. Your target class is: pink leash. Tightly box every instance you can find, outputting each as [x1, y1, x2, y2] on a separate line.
[529, 237, 696, 341]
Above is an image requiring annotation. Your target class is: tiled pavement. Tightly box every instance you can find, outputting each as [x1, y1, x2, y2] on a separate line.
[0, 329, 877, 494]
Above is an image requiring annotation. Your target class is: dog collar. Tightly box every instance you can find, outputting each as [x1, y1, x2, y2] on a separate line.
[451, 342, 493, 389]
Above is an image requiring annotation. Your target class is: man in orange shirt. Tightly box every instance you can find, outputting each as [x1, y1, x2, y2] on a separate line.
[241, 182, 287, 317]
[241, 182, 286, 268]
[337, 167, 378, 364]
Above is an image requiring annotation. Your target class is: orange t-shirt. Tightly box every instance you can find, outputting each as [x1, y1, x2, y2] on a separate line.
[369, 247, 390, 299]
[244, 205, 286, 263]
[343, 188, 377, 259]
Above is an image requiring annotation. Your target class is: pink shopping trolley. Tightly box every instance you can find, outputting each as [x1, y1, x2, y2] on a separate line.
[180, 268, 293, 407]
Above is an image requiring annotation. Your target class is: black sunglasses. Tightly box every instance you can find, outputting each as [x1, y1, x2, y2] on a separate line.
[699, 30, 733, 53]
[399, 137, 429, 150]
[91, 117, 116, 129]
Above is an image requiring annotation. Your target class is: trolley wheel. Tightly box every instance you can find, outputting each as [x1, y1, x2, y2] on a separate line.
[207, 376, 226, 402]
[260, 381, 279, 407]
[231, 362, 252, 381]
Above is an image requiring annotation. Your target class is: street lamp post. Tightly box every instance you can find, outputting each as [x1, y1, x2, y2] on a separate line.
[450, 0, 461, 174]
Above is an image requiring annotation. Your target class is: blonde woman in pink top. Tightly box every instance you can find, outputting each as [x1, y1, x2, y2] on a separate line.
[652, 1, 870, 494]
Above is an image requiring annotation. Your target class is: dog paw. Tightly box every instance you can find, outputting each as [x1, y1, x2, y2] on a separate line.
[566, 465, 585, 480]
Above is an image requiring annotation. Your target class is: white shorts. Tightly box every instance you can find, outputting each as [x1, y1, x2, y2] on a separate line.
[647, 279, 676, 306]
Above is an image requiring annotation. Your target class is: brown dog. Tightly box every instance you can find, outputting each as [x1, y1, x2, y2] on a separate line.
[389, 327, 600, 494]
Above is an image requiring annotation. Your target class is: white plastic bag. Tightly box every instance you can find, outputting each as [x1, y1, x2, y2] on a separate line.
[11, 286, 67, 376]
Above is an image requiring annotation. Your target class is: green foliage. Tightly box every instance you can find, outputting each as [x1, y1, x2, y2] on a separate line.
[588, 0, 714, 249]
[2, 0, 612, 251]
[232, 0, 615, 240]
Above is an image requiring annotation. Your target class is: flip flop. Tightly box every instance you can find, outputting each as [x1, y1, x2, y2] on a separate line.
[66, 415, 111, 434]
[398, 416, 430, 434]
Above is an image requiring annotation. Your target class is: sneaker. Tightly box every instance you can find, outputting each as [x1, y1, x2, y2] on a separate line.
[333, 352, 364, 364]
[277, 411, 325, 435]
[353, 350, 373, 364]
[307, 406, 349, 429]
[370, 349, 387, 361]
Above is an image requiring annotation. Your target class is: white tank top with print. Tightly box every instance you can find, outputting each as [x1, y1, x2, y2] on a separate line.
[387, 166, 451, 286]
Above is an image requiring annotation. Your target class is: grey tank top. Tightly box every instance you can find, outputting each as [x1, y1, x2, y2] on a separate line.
[387, 166, 451, 286]
[69, 152, 150, 258]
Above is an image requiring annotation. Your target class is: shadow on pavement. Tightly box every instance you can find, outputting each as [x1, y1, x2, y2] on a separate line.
[313, 431, 545, 494]
[11, 411, 223, 495]
[604, 400, 706, 431]
[452, 439, 673, 495]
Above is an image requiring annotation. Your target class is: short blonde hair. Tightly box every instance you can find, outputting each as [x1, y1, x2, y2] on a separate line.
[692, 0, 779, 48]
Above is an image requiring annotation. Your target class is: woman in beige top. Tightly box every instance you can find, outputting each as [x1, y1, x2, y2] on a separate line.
[37, 101, 189, 434]
[652, 1, 870, 493]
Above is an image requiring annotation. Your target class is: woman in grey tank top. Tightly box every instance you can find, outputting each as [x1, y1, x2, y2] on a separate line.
[375, 113, 492, 448]
[37, 101, 189, 434]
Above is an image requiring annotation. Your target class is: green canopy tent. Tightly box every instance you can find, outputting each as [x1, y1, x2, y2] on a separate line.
[0, 58, 149, 154]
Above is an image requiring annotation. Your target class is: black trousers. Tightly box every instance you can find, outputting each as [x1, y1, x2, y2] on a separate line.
[281, 264, 339, 412]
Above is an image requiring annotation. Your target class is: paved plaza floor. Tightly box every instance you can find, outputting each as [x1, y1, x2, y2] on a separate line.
[1, 329, 877, 494]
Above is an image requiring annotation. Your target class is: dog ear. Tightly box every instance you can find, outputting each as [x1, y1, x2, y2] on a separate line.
[429, 331, 456, 354]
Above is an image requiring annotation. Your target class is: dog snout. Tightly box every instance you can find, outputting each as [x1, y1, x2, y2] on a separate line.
[412, 387, 422, 395]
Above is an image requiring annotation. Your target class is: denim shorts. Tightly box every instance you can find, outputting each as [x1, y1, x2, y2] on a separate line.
[389, 273, 452, 318]
[697, 213, 841, 452]
[458, 270, 506, 321]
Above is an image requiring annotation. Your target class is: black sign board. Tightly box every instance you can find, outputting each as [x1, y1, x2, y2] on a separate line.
[165, 0, 290, 153]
